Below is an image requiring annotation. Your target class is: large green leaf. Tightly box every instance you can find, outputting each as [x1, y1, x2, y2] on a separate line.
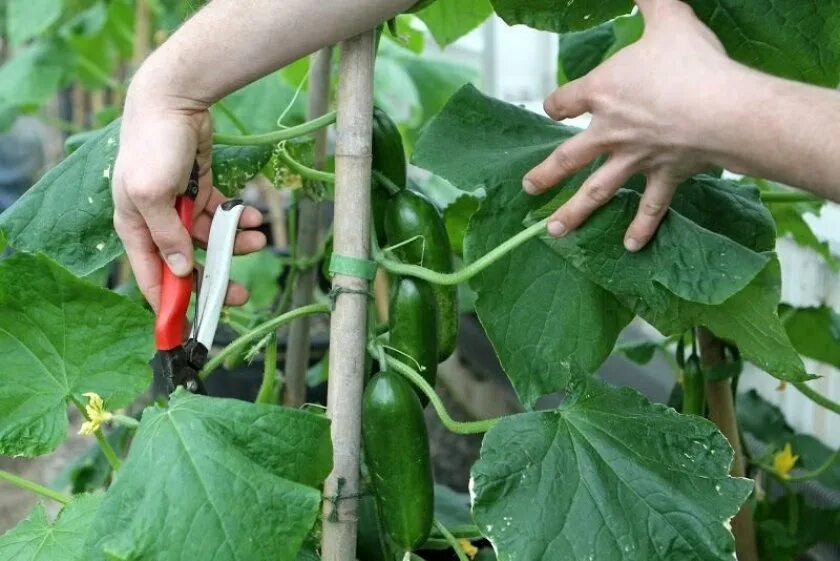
[0, 253, 153, 456]
[7, 0, 63, 45]
[85, 389, 332, 561]
[490, 0, 631, 32]
[780, 304, 840, 369]
[0, 40, 74, 109]
[535, 185, 770, 307]
[556, 13, 643, 83]
[464, 176, 632, 406]
[0, 120, 121, 276]
[471, 381, 752, 561]
[492, 0, 840, 87]
[414, 85, 632, 405]
[415, 0, 493, 48]
[0, 494, 103, 561]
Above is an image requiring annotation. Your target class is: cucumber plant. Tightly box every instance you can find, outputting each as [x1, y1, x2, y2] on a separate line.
[0, 2, 839, 561]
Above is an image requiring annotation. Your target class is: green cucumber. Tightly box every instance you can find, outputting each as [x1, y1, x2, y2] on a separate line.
[390, 276, 438, 405]
[362, 372, 434, 551]
[372, 107, 407, 190]
[384, 189, 458, 361]
[682, 354, 706, 416]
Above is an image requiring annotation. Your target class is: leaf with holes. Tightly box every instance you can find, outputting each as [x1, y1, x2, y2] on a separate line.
[0, 253, 153, 457]
[85, 389, 332, 561]
[212, 144, 274, 196]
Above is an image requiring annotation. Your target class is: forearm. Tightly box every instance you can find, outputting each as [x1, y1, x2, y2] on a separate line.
[131, 0, 414, 107]
[701, 68, 840, 201]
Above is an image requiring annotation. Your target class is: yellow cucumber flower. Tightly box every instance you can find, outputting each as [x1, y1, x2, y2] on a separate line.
[773, 443, 799, 479]
[78, 392, 114, 436]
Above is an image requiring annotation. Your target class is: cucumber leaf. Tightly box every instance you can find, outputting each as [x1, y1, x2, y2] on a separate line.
[471, 381, 751, 561]
[86, 390, 332, 561]
[0, 253, 153, 457]
[7, 0, 63, 45]
[414, 0, 493, 48]
[556, 13, 643, 83]
[0, 494, 103, 561]
[779, 304, 840, 369]
[212, 144, 274, 196]
[413, 85, 806, 395]
[490, 0, 631, 32]
[0, 120, 121, 276]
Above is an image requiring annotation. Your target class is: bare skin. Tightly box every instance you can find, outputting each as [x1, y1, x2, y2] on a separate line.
[523, 0, 840, 251]
[117, 0, 840, 310]
[114, 0, 415, 311]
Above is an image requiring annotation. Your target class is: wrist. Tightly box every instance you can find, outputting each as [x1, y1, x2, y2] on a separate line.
[127, 48, 212, 117]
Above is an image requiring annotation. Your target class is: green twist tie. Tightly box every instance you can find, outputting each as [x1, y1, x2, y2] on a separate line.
[329, 253, 378, 280]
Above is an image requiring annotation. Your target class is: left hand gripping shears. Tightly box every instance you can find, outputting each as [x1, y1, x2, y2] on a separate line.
[154, 164, 244, 395]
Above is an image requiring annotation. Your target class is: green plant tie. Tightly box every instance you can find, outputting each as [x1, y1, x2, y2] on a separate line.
[328, 253, 378, 280]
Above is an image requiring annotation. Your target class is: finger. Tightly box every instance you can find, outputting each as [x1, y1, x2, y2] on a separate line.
[546, 156, 636, 237]
[193, 226, 267, 255]
[623, 172, 677, 251]
[114, 213, 164, 313]
[522, 131, 603, 195]
[134, 201, 195, 277]
[224, 282, 250, 307]
[543, 78, 590, 121]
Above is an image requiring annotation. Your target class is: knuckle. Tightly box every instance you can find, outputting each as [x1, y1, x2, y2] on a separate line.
[583, 183, 612, 206]
[550, 148, 578, 175]
[641, 200, 668, 217]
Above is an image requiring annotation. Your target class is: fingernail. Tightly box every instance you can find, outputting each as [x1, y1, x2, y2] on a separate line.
[547, 221, 567, 237]
[624, 238, 640, 252]
[166, 253, 190, 276]
[522, 178, 538, 194]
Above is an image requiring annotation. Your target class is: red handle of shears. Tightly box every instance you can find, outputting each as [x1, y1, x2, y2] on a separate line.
[155, 164, 199, 351]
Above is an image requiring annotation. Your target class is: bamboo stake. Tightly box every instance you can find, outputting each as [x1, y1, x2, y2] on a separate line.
[320, 31, 376, 561]
[284, 47, 333, 407]
[132, 0, 151, 71]
[697, 328, 758, 561]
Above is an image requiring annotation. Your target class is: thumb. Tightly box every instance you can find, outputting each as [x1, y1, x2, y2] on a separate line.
[634, 0, 664, 20]
[137, 203, 194, 277]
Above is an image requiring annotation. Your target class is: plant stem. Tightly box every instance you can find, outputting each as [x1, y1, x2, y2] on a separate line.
[0, 469, 70, 505]
[372, 170, 402, 195]
[71, 396, 122, 472]
[255, 332, 279, 405]
[698, 328, 758, 561]
[383, 349, 500, 435]
[788, 449, 840, 481]
[201, 303, 330, 378]
[434, 520, 470, 561]
[276, 142, 336, 184]
[320, 31, 376, 561]
[77, 55, 126, 92]
[759, 191, 823, 204]
[793, 381, 840, 416]
[285, 47, 332, 408]
[213, 112, 336, 145]
[94, 431, 122, 471]
[214, 100, 250, 135]
[376, 218, 549, 285]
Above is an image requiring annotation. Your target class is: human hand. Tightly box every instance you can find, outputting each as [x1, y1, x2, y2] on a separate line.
[113, 73, 266, 312]
[523, 0, 747, 251]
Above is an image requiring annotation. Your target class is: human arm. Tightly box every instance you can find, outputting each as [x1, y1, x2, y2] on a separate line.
[522, 0, 840, 251]
[114, 0, 416, 311]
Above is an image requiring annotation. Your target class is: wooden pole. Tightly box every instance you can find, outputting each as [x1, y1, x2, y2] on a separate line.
[132, 0, 151, 71]
[697, 328, 758, 561]
[284, 47, 333, 407]
[320, 31, 375, 561]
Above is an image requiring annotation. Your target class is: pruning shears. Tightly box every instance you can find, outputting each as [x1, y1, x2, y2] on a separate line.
[154, 163, 245, 395]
